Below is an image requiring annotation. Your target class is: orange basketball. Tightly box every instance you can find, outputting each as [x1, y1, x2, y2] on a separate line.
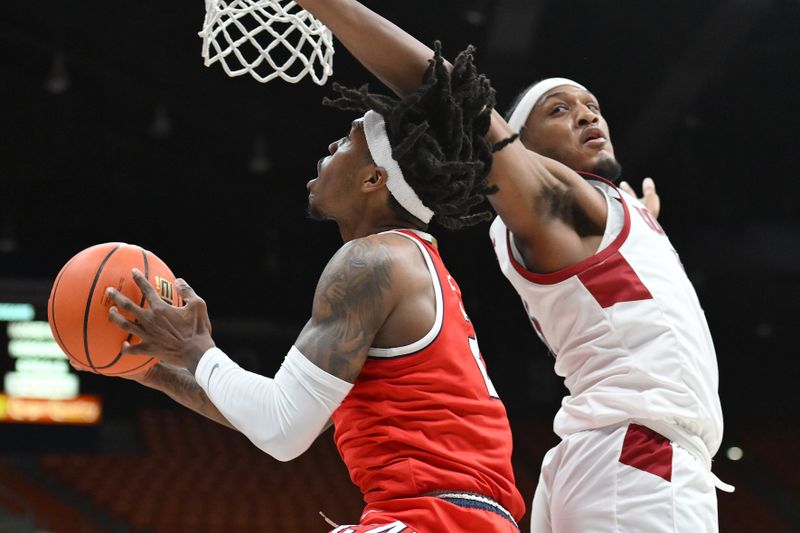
[47, 243, 181, 377]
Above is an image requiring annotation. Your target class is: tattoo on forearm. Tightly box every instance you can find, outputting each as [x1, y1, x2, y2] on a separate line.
[301, 238, 395, 382]
[149, 365, 234, 429]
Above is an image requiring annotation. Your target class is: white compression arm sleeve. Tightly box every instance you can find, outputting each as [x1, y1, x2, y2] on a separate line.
[194, 346, 353, 462]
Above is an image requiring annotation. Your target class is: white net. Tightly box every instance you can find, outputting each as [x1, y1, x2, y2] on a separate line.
[199, 0, 334, 85]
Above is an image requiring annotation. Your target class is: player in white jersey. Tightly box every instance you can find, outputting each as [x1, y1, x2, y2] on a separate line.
[489, 79, 733, 532]
[283, 0, 730, 529]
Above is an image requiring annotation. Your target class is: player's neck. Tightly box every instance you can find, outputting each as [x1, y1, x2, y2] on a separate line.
[336, 215, 423, 243]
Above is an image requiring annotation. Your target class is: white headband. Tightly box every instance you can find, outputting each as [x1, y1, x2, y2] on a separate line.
[362, 110, 434, 224]
[507, 77, 587, 134]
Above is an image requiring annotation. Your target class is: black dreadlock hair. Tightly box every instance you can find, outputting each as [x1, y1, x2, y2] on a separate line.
[322, 41, 498, 230]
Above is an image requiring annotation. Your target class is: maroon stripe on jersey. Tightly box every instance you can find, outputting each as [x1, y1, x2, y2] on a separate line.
[505, 177, 631, 285]
[577, 251, 653, 308]
[619, 424, 673, 482]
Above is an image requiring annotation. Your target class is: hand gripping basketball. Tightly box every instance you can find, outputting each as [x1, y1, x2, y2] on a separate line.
[106, 269, 216, 374]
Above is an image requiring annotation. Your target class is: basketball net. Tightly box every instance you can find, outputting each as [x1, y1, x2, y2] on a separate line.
[199, 0, 334, 85]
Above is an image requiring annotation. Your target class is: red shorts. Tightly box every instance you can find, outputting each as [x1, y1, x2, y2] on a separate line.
[329, 496, 519, 532]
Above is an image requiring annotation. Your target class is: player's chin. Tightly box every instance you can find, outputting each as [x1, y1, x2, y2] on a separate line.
[586, 154, 623, 183]
[306, 202, 328, 222]
[576, 146, 607, 166]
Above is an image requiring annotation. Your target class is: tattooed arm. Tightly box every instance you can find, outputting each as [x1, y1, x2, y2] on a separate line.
[134, 363, 235, 429]
[105, 235, 399, 460]
[106, 235, 397, 381]
[293, 235, 397, 382]
[140, 362, 335, 435]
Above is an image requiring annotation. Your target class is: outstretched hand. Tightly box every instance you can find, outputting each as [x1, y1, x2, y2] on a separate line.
[620, 177, 661, 219]
[105, 269, 215, 375]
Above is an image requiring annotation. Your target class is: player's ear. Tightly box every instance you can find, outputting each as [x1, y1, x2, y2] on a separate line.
[362, 165, 388, 193]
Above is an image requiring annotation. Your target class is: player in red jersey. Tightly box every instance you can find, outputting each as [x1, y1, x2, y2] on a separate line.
[289, 1, 729, 530]
[99, 44, 524, 531]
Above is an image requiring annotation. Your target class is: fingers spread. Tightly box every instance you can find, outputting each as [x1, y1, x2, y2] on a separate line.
[131, 268, 164, 307]
[108, 306, 144, 336]
[619, 181, 635, 196]
[175, 278, 199, 303]
[106, 288, 145, 320]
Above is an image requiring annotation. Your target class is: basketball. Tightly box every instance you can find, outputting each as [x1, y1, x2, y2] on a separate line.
[47, 242, 181, 377]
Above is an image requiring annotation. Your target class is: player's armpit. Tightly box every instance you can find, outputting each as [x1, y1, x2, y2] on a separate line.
[294, 236, 398, 383]
[487, 112, 608, 271]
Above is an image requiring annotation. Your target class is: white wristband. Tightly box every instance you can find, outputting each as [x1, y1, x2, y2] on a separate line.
[195, 346, 353, 461]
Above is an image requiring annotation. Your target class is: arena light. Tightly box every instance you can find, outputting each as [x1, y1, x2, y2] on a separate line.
[0, 394, 101, 425]
[0, 303, 35, 322]
[726, 446, 744, 461]
[149, 104, 172, 139]
[249, 136, 272, 174]
[8, 321, 54, 340]
[0, 304, 103, 426]
[4, 372, 79, 400]
[44, 50, 70, 95]
[15, 359, 69, 374]
[8, 339, 65, 358]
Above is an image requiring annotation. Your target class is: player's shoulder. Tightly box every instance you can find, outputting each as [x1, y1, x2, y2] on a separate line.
[324, 233, 408, 276]
[331, 232, 432, 283]
[313, 236, 403, 309]
[353, 231, 425, 257]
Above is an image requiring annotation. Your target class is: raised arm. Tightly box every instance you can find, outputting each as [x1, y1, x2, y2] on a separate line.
[295, 0, 608, 271]
[294, 0, 433, 97]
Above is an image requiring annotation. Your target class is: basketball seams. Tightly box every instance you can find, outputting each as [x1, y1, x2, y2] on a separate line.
[51, 242, 171, 376]
[49, 256, 81, 365]
[93, 247, 150, 370]
[101, 357, 156, 376]
[82, 244, 123, 371]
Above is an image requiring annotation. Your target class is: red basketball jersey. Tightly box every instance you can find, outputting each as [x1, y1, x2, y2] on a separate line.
[332, 229, 524, 523]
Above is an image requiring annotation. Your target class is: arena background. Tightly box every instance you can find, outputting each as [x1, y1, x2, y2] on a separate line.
[1, 1, 798, 531]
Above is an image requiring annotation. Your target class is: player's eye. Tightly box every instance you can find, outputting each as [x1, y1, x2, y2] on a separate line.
[550, 104, 568, 115]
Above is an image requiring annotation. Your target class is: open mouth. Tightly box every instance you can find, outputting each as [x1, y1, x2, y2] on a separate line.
[581, 128, 606, 146]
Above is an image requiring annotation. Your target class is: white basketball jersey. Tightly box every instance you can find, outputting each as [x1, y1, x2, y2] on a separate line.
[489, 180, 724, 468]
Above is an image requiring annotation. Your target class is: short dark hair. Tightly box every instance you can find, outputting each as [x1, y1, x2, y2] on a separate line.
[323, 41, 498, 230]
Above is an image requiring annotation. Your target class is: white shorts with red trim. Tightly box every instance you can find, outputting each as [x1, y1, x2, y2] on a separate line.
[530, 423, 719, 533]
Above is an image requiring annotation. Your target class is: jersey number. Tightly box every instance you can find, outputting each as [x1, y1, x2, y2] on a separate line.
[469, 337, 499, 399]
[635, 206, 665, 234]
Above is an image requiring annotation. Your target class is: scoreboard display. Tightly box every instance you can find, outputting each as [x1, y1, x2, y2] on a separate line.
[0, 299, 101, 425]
